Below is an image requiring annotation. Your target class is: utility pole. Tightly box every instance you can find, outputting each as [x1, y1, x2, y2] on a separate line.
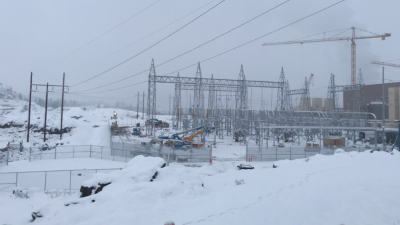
[382, 67, 386, 151]
[27, 72, 32, 142]
[142, 91, 145, 119]
[136, 91, 139, 118]
[60, 73, 65, 140]
[29, 75, 69, 143]
[44, 83, 49, 142]
[169, 94, 171, 115]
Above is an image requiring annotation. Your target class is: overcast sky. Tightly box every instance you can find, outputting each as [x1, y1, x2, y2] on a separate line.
[1, 0, 399, 110]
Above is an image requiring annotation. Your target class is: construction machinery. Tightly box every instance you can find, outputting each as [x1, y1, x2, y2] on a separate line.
[145, 119, 169, 128]
[263, 27, 391, 85]
[165, 126, 210, 149]
[132, 127, 141, 136]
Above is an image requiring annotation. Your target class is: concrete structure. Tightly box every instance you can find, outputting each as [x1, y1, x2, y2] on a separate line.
[312, 98, 323, 111]
[324, 98, 334, 111]
[343, 82, 400, 120]
[388, 87, 400, 121]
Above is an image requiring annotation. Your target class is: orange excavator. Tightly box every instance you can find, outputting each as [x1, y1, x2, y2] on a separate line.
[183, 128, 206, 148]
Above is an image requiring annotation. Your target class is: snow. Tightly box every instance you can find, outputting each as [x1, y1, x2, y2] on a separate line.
[1, 151, 399, 224]
[0, 158, 126, 173]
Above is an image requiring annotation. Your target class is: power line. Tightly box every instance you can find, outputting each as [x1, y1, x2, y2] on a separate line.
[70, 0, 226, 88]
[67, 0, 218, 74]
[74, 0, 344, 94]
[74, 0, 292, 93]
[35, 0, 162, 73]
[163, 0, 345, 75]
[71, 81, 147, 94]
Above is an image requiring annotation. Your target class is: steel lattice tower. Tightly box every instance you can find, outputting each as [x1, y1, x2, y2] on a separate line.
[147, 59, 157, 135]
[208, 74, 215, 111]
[326, 74, 337, 111]
[276, 68, 290, 110]
[173, 73, 182, 129]
[193, 62, 202, 117]
[354, 69, 367, 112]
[236, 65, 248, 110]
[300, 77, 311, 111]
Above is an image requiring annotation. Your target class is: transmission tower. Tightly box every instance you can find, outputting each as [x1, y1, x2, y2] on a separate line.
[300, 77, 311, 111]
[354, 69, 367, 112]
[193, 62, 202, 117]
[276, 68, 290, 110]
[173, 73, 182, 129]
[147, 59, 156, 135]
[208, 74, 215, 112]
[236, 65, 248, 110]
[326, 74, 338, 111]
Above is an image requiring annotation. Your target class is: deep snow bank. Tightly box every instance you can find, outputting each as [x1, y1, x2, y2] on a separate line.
[0, 151, 399, 225]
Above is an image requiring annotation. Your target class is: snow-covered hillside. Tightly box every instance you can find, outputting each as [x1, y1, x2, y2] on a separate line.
[0, 150, 399, 225]
[0, 83, 19, 100]
[0, 98, 148, 148]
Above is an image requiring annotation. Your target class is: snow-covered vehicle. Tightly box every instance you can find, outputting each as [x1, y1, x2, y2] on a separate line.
[237, 164, 254, 170]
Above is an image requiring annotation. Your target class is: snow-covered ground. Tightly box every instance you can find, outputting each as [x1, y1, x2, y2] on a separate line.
[0, 150, 399, 224]
[2, 98, 400, 224]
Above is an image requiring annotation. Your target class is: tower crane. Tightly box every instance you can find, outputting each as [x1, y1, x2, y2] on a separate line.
[307, 74, 314, 86]
[371, 61, 400, 68]
[262, 27, 391, 85]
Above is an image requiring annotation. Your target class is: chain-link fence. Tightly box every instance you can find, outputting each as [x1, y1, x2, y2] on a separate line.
[246, 145, 373, 161]
[0, 141, 213, 166]
[0, 168, 123, 192]
[111, 141, 213, 163]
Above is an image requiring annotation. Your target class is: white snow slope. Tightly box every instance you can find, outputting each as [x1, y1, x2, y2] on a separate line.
[1, 150, 399, 225]
[0, 99, 146, 148]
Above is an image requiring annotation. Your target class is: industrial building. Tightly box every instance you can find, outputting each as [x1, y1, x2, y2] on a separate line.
[343, 82, 400, 121]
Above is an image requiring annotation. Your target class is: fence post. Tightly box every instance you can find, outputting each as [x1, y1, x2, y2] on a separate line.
[73, 146, 75, 158]
[304, 148, 306, 158]
[6, 148, 9, 166]
[167, 154, 169, 167]
[16, 172, 18, 187]
[40, 148, 42, 160]
[290, 147, 291, 160]
[44, 171, 47, 191]
[275, 146, 277, 161]
[125, 149, 127, 162]
[69, 170, 72, 190]
[29, 147, 31, 162]
[54, 146, 57, 159]
[90, 145, 92, 158]
[246, 142, 248, 162]
[101, 147, 103, 159]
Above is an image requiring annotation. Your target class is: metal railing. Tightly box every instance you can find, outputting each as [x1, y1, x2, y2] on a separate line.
[0, 142, 213, 166]
[246, 145, 373, 161]
[0, 168, 123, 192]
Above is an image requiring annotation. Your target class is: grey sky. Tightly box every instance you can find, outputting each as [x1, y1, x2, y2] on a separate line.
[1, 0, 399, 110]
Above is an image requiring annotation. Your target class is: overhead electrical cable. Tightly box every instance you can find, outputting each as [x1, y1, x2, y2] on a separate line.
[72, 81, 147, 94]
[68, 0, 218, 73]
[70, 0, 226, 88]
[74, 0, 344, 94]
[73, 0, 291, 93]
[35, 0, 162, 72]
